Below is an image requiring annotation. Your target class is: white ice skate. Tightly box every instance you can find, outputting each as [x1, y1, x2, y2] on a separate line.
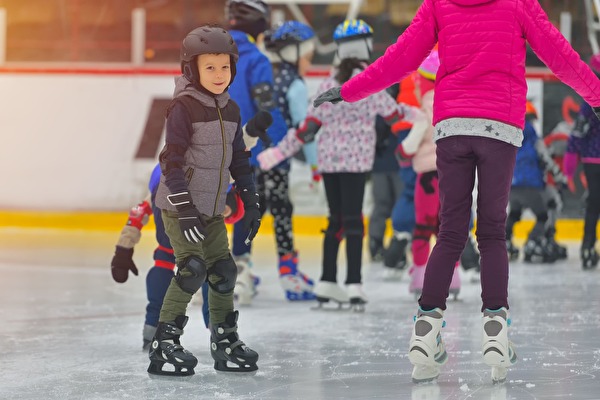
[408, 308, 448, 383]
[312, 281, 349, 310]
[482, 307, 517, 384]
[346, 283, 368, 312]
[234, 254, 257, 306]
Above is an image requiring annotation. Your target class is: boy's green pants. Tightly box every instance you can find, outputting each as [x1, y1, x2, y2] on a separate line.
[159, 210, 233, 325]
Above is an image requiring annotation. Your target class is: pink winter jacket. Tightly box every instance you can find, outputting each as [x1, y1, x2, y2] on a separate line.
[340, 0, 600, 130]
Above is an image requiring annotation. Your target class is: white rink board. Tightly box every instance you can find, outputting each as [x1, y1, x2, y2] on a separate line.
[0, 70, 543, 212]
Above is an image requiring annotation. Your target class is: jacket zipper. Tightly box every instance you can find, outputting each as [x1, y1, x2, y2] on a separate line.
[214, 99, 226, 216]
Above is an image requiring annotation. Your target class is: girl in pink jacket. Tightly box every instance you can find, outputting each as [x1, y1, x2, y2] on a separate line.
[313, 0, 600, 385]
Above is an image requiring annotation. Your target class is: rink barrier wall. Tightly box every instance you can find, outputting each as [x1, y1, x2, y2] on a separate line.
[0, 211, 592, 240]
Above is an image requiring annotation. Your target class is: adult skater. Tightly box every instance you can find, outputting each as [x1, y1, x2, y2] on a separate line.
[313, 0, 600, 384]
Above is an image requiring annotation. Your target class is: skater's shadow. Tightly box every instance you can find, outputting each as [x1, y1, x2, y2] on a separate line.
[411, 382, 507, 400]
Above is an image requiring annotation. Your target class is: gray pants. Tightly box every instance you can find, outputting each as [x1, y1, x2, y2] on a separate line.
[369, 171, 403, 243]
[506, 186, 548, 241]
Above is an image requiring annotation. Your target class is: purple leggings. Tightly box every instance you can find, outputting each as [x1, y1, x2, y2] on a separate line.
[419, 136, 517, 312]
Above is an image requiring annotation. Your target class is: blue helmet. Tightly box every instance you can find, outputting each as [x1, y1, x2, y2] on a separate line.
[264, 21, 315, 52]
[333, 19, 373, 42]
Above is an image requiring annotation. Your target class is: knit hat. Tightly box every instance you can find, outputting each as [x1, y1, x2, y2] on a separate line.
[417, 49, 440, 81]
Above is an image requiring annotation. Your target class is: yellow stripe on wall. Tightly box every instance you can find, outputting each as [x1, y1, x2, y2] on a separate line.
[0, 210, 595, 240]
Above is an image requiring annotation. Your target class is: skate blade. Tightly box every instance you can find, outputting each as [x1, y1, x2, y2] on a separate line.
[214, 360, 258, 373]
[411, 365, 441, 383]
[147, 361, 195, 376]
[311, 297, 350, 311]
[491, 366, 508, 384]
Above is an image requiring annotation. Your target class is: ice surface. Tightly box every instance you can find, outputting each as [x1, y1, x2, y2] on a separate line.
[0, 229, 599, 400]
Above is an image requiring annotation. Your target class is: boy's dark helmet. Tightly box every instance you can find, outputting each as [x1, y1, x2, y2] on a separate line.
[227, 0, 269, 24]
[180, 25, 239, 88]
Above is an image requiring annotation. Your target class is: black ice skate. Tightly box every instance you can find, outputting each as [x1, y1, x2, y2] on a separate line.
[383, 236, 409, 280]
[581, 246, 599, 270]
[210, 311, 258, 372]
[523, 237, 556, 264]
[506, 240, 519, 261]
[147, 315, 197, 376]
[545, 228, 567, 260]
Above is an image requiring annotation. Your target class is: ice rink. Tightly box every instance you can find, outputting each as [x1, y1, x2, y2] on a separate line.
[1, 228, 599, 400]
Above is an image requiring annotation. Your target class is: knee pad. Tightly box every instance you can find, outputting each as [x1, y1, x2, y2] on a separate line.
[175, 256, 207, 294]
[342, 215, 364, 237]
[208, 256, 238, 294]
[323, 215, 343, 240]
[413, 223, 437, 242]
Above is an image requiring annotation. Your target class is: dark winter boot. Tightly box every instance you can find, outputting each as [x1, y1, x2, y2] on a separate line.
[369, 237, 385, 262]
[506, 240, 519, 261]
[523, 237, 556, 264]
[545, 228, 567, 260]
[460, 234, 481, 282]
[383, 234, 409, 280]
[210, 311, 258, 372]
[581, 246, 599, 270]
[147, 315, 197, 376]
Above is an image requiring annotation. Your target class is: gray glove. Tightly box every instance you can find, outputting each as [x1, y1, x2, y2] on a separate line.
[313, 87, 343, 108]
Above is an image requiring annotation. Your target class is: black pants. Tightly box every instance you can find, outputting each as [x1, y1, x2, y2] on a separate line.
[583, 163, 600, 247]
[321, 172, 367, 285]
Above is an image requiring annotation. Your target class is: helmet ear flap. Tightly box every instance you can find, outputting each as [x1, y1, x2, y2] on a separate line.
[182, 60, 199, 85]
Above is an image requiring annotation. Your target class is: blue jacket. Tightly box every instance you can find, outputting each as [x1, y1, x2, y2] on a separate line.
[228, 30, 288, 167]
[512, 121, 544, 189]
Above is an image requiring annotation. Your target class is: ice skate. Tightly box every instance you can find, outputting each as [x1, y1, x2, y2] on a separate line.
[382, 234, 409, 281]
[449, 266, 460, 301]
[506, 240, 519, 261]
[482, 307, 517, 384]
[523, 237, 556, 264]
[460, 234, 480, 282]
[581, 246, 599, 270]
[312, 280, 349, 310]
[210, 311, 258, 372]
[278, 251, 316, 301]
[409, 265, 426, 300]
[369, 237, 385, 263]
[408, 308, 448, 383]
[147, 315, 197, 376]
[346, 283, 368, 312]
[234, 255, 257, 306]
[143, 324, 157, 351]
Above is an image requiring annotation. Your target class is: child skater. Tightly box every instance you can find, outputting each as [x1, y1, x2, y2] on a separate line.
[564, 94, 600, 270]
[147, 25, 261, 376]
[505, 102, 568, 264]
[258, 19, 416, 311]
[313, 0, 600, 384]
[261, 20, 319, 300]
[395, 49, 461, 299]
[226, 0, 316, 302]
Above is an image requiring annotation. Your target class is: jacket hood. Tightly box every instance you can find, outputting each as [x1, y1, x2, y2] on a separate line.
[173, 76, 230, 108]
[448, 0, 496, 5]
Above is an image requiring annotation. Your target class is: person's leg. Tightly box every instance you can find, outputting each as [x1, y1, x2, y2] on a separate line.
[419, 137, 476, 311]
[582, 164, 600, 248]
[339, 172, 368, 285]
[369, 172, 390, 260]
[266, 168, 294, 255]
[581, 163, 600, 268]
[473, 137, 517, 311]
[321, 173, 343, 283]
